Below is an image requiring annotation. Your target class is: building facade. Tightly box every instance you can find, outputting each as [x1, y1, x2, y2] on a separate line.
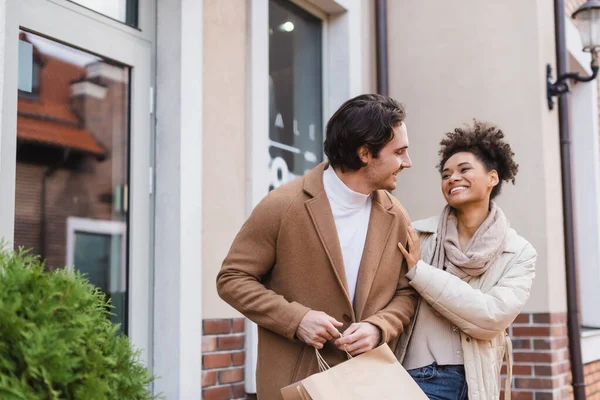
[1, 0, 600, 399]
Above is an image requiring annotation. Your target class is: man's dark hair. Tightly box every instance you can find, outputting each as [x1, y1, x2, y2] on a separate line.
[324, 94, 406, 172]
[437, 120, 519, 199]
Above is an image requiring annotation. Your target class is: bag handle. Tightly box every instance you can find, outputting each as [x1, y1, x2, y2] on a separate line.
[314, 331, 353, 372]
[504, 331, 513, 400]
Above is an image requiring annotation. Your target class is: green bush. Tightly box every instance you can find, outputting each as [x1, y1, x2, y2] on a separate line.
[0, 246, 158, 400]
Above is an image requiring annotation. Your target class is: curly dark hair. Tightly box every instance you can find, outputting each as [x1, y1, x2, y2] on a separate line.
[324, 94, 406, 172]
[437, 120, 519, 200]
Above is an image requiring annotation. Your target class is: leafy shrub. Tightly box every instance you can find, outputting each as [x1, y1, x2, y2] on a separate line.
[0, 247, 157, 399]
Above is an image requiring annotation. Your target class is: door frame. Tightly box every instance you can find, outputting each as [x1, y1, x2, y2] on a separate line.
[0, 0, 155, 367]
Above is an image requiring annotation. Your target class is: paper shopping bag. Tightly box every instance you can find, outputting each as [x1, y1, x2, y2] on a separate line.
[281, 343, 428, 400]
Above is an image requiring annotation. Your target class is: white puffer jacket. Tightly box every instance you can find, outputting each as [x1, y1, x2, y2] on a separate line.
[395, 216, 537, 400]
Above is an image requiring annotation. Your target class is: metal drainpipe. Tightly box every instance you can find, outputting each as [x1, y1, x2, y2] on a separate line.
[553, 0, 586, 398]
[375, 0, 388, 96]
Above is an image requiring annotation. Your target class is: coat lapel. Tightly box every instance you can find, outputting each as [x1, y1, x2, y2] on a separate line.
[303, 163, 353, 309]
[353, 191, 395, 321]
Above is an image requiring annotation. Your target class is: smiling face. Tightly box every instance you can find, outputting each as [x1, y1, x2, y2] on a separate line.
[362, 122, 412, 191]
[441, 152, 499, 209]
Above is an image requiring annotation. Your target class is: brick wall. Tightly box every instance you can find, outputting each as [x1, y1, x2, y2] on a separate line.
[501, 312, 572, 399]
[586, 359, 600, 399]
[202, 319, 247, 400]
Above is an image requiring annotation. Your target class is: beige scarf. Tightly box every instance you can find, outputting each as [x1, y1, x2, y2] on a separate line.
[433, 202, 509, 280]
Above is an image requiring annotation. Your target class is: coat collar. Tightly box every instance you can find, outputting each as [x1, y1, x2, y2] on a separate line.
[303, 162, 396, 318]
[412, 214, 524, 254]
[303, 162, 394, 210]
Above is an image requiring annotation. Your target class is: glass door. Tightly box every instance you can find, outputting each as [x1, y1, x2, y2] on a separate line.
[4, 0, 154, 366]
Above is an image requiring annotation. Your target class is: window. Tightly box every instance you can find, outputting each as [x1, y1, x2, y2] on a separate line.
[68, 0, 138, 28]
[18, 34, 42, 99]
[67, 218, 127, 329]
[14, 31, 131, 333]
[268, 0, 323, 190]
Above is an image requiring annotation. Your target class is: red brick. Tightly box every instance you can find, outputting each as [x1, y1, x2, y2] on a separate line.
[203, 353, 232, 369]
[203, 386, 232, 400]
[525, 312, 567, 325]
[533, 339, 552, 350]
[513, 313, 531, 324]
[232, 383, 246, 398]
[557, 362, 572, 375]
[515, 377, 557, 390]
[513, 352, 554, 363]
[232, 351, 245, 366]
[550, 324, 569, 338]
[532, 313, 551, 324]
[218, 335, 245, 351]
[512, 338, 532, 350]
[203, 336, 218, 353]
[233, 319, 245, 333]
[534, 362, 570, 376]
[553, 336, 569, 349]
[534, 365, 554, 376]
[558, 372, 571, 387]
[204, 319, 232, 335]
[550, 312, 568, 324]
[504, 391, 533, 400]
[534, 392, 558, 400]
[512, 326, 551, 337]
[219, 368, 244, 384]
[202, 371, 217, 387]
[557, 348, 570, 362]
[512, 364, 533, 376]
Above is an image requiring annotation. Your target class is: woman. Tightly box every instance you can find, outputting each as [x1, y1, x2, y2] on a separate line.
[397, 121, 536, 400]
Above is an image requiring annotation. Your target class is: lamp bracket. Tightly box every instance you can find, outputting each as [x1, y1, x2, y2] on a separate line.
[547, 63, 600, 110]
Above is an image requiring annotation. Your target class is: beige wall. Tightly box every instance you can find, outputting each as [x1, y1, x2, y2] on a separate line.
[389, 0, 567, 313]
[202, 0, 247, 319]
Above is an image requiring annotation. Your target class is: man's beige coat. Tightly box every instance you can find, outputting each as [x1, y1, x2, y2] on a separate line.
[217, 163, 417, 399]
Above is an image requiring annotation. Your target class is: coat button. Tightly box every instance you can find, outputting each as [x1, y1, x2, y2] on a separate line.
[343, 314, 352, 322]
[466, 337, 471, 342]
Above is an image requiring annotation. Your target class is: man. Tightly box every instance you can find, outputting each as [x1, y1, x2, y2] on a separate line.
[217, 94, 417, 399]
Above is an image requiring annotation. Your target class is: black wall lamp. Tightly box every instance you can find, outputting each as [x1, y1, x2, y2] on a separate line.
[547, 0, 600, 110]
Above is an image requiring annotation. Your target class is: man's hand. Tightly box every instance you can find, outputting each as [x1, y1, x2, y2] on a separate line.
[334, 322, 381, 356]
[397, 226, 421, 270]
[296, 311, 343, 349]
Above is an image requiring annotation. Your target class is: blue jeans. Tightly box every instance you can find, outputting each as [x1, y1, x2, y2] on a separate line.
[407, 363, 468, 400]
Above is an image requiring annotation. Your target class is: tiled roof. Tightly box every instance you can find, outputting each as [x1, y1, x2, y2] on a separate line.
[16, 35, 106, 158]
[18, 54, 85, 125]
[17, 115, 106, 157]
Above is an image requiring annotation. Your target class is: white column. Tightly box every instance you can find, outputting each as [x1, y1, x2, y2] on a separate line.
[245, 0, 270, 394]
[564, 17, 600, 328]
[325, 0, 366, 115]
[154, 0, 203, 398]
[0, 0, 18, 244]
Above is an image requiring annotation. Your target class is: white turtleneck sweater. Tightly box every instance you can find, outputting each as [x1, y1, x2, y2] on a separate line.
[322, 166, 372, 303]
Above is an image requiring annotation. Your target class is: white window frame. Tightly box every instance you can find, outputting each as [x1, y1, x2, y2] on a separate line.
[0, 0, 155, 368]
[566, 16, 600, 362]
[245, 0, 370, 392]
[48, 0, 155, 42]
[66, 217, 128, 293]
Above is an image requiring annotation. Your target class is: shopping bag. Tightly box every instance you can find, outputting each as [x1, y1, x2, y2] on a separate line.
[281, 343, 428, 400]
